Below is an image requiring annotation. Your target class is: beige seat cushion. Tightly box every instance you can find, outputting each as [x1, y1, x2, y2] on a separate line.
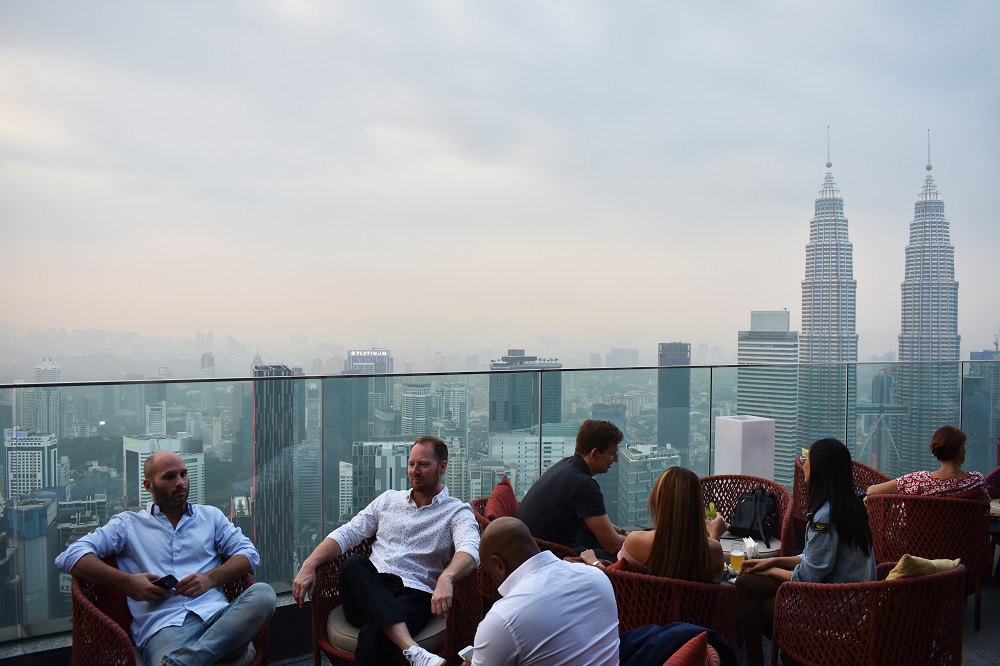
[886, 553, 961, 580]
[135, 643, 255, 666]
[326, 605, 446, 655]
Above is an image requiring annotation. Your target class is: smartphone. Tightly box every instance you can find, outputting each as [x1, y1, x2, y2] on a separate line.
[152, 574, 178, 590]
[458, 645, 474, 661]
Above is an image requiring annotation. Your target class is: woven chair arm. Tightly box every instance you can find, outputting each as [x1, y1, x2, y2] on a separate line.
[71, 578, 136, 666]
[310, 538, 375, 653]
[772, 565, 966, 666]
[444, 571, 481, 659]
[606, 568, 738, 651]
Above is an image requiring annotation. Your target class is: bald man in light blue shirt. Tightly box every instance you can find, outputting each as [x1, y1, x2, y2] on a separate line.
[56, 451, 276, 666]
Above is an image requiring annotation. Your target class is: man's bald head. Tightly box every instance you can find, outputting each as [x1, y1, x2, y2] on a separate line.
[480, 517, 541, 586]
[144, 450, 184, 480]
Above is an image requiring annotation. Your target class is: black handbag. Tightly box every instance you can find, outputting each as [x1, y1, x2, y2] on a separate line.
[727, 487, 779, 548]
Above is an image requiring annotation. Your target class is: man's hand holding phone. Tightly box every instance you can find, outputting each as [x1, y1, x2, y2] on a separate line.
[152, 574, 178, 590]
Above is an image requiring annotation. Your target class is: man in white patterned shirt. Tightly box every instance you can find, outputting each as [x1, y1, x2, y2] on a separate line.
[293, 436, 480, 666]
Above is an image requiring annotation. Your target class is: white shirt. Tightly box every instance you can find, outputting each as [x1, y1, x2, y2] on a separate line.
[328, 486, 480, 594]
[472, 550, 619, 666]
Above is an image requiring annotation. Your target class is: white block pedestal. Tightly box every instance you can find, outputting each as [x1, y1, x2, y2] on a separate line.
[714, 415, 775, 478]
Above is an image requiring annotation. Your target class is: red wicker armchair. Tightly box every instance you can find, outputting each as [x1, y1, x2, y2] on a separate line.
[770, 562, 966, 666]
[605, 567, 738, 653]
[699, 474, 793, 556]
[865, 493, 990, 630]
[788, 457, 890, 554]
[310, 537, 478, 666]
[986, 465, 1000, 579]
[70, 555, 268, 666]
[469, 497, 490, 532]
[986, 465, 1000, 500]
[469, 498, 577, 616]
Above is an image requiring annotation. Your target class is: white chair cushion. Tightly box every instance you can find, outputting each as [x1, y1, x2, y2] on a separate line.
[326, 605, 446, 655]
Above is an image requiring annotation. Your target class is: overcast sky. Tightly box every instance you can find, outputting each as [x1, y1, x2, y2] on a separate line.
[2, 1, 997, 364]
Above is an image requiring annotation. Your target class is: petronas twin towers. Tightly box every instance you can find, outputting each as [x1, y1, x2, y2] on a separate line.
[797, 148, 959, 474]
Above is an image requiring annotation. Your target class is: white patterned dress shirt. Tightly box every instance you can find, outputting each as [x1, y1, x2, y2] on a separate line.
[328, 486, 480, 594]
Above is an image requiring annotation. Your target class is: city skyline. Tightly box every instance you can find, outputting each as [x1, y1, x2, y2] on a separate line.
[2, 2, 998, 373]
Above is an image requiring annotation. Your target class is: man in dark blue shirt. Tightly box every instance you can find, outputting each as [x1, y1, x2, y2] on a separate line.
[517, 420, 626, 559]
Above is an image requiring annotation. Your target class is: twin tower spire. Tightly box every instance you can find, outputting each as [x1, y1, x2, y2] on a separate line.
[797, 129, 959, 455]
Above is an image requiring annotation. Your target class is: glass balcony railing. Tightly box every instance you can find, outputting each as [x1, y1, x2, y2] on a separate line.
[0, 360, 997, 645]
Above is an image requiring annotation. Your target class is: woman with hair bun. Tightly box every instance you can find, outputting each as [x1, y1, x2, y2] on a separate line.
[866, 425, 989, 500]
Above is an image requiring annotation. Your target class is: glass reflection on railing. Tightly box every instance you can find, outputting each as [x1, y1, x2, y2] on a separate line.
[0, 360, 997, 644]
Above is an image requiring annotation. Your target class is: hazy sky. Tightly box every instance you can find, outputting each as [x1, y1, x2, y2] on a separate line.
[2, 1, 998, 362]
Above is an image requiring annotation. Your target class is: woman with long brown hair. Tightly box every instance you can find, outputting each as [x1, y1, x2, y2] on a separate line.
[582, 466, 725, 582]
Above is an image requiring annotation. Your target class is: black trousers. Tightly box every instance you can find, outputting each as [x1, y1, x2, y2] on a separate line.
[735, 572, 783, 666]
[338, 554, 434, 665]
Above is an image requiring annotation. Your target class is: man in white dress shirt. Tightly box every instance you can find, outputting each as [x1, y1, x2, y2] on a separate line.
[293, 436, 480, 666]
[466, 517, 619, 666]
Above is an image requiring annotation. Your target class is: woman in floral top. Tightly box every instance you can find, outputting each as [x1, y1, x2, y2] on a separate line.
[866, 425, 989, 501]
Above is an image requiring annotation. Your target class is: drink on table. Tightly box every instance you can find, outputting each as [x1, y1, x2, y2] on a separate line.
[730, 546, 745, 572]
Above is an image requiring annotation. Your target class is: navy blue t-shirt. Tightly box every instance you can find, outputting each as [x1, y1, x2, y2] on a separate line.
[516, 454, 607, 549]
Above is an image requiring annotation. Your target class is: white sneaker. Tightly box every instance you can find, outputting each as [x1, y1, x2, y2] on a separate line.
[403, 645, 446, 666]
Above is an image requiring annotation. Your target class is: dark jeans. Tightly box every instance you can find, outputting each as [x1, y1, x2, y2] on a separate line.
[338, 554, 433, 665]
[574, 526, 616, 561]
[735, 572, 783, 666]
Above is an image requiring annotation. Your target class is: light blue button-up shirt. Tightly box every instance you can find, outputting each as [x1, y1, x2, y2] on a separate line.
[55, 502, 260, 648]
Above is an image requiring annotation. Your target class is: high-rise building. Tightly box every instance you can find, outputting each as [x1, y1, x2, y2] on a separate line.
[606, 348, 640, 368]
[8, 498, 59, 625]
[657, 343, 691, 467]
[591, 403, 627, 524]
[737, 311, 799, 487]
[145, 401, 167, 436]
[488, 423, 578, 497]
[29, 359, 62, 437]
[895, 159, 961, 475]
[489, 350, 562, 432]
[400, 383, 434, 437]
[344, 349, 394, 439]
[798, 158, 858, 447]
[338, 461, 353, 521]
[437, 382, 469, 449]
[351, 440, 413, 510]
[616, 444, 681, 528]
[121, 435, 205, 508]
[200, 352, 216, 418]
[292, 442, 321, 533]
[4, 431, 59, 501]
[965, 347, 1000, 473]
[252, 364, 295, 583]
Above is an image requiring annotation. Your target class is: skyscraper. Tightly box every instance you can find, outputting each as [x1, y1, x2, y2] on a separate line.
[592, 402, 627, 525]
[4, 431, 59, 501]
[798, 157, 858, 446]
[32, 358, 61, 438]
[895, 156, 960, 475]
[121, 435, 205, 508]
[200, 352, 216, 418]
[657, 342, 691, 467]
[321, 350, 395, 531]
[145, 401, 167, 435]
[252, 364, 295, 583]
[400, 383, 434, 436]
[488, 350, 562, 432]
[737, 310, 799, 487]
